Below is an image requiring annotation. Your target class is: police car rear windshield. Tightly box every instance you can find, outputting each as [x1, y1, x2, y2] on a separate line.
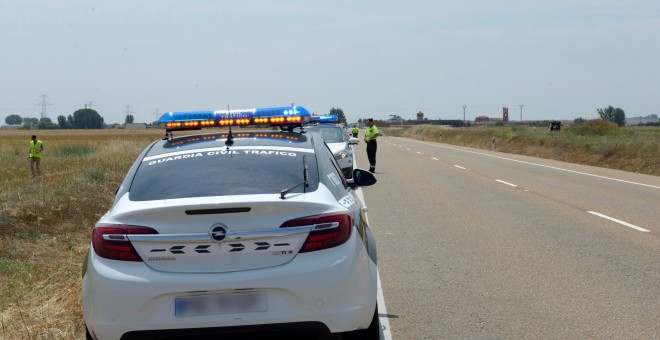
[305, 126, 346, 143]
[129, 145, 320, 201]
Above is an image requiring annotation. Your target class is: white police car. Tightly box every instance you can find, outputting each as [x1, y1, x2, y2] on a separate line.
[305, 115, 359, 179]
[81, 106, 379, 340]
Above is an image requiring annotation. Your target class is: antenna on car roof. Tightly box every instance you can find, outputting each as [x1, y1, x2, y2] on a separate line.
[225, 104, 234, 146]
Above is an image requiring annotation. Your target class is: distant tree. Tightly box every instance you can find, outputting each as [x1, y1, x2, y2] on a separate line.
[38, 117, 58, 129]
[57, 115, 68, 129]
[597, 106, 626, 127]
[574, 117, 586, 124]
[125, 114, 134, 124]
[71, 108, 105, 129]
[329, 108, 347, 125]
[5, 114, 22, 125]
[21, 117, 39, 129]
[66, 115, 75, 128]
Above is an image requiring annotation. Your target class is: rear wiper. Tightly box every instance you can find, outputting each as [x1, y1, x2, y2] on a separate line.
[280, 156, 309, 199]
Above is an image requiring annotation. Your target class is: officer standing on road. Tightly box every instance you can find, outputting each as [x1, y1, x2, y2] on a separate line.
[352, 125, 359, 138]
[28, 135, 44, 178]
[364, 118, 380, 173]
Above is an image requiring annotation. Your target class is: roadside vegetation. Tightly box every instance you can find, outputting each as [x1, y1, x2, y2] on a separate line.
[383, 120, 660, 176]
[0, 129, 162, 339]
[0, 124, 657, 339]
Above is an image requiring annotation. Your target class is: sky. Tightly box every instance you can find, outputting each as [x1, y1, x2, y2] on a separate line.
[1, 0, 659, 124]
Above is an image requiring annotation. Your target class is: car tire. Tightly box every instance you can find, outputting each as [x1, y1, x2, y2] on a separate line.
[85, 326, 93, 340]
[341, 307, 379, 340]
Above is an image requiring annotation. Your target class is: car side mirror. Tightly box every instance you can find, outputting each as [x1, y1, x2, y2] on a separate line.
[348, 137, 359, 145]
[347, 169, 377, 188]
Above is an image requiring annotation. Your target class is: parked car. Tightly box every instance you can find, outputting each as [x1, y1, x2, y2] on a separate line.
[82, 106, 380, 340]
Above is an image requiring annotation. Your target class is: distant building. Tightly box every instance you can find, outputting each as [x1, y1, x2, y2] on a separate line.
[626, 116, 658, 126]
[416, 111, 424, 121]
[0, 124, 22, 130]
[119, 123, 148, 130]
[388, 115, 403, 124]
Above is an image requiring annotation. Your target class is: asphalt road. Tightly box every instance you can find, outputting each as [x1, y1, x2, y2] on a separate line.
[354, 136, 660, 339]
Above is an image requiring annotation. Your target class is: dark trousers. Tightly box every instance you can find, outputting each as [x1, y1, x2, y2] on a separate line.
[366, 140, 377, 170]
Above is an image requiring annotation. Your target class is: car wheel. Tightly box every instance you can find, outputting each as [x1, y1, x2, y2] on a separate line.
[341, 307, 379, 340]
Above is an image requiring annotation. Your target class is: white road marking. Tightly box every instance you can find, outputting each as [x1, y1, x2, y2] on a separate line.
[406, 148, 411, 151]
[354, 158, 393, 340]
[398, 138, 660, 190]
[416, 152, 422, 155]
[431, 157, 439, 161]
[496, 179, 518, 187]
[454, 165, 466, 170]
[587, 211, 650, 232]
[377, 272, 393, 340]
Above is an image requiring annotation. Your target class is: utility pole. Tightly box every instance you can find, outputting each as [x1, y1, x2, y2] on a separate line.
[519, 105, 524, 122]
[461, 105, 467, 126]
[36, 94, 52, 119]
[153, 108, 160, 125]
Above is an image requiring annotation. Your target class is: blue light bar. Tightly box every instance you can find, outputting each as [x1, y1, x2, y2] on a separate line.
[158, 106, 311, 131]
[309, 115, 339, 124]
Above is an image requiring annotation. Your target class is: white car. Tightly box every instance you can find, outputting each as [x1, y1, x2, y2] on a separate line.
[82, 106, 379, 340]
[304, 123, 359, 179]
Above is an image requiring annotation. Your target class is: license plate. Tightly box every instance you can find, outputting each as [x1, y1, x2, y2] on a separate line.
[175, 291, 268, 317]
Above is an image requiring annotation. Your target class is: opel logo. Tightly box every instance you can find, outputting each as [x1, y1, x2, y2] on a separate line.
[209, 225, 228, 242]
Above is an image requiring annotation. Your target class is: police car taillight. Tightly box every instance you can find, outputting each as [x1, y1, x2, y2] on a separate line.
[92, 224, 159, 261]
[280, 212, 353, 253]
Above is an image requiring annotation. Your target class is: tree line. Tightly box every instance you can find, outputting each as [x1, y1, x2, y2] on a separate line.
[3, 109, 138, 129]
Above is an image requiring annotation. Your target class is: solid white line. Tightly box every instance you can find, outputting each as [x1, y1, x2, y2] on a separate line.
[431, 157, 439, 161]
[397, 138, 660, 190]
[587, 211, 650, 232]
[496, 179, 518, 187]
[454, 165, 466, 170]
[354, 158, 394, 340]
[377, 273, 393, 340]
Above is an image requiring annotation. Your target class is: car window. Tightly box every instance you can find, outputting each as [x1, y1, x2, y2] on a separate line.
[129, 147, 320, 200]
[314, 139, 350, 199]
[306, 126, 345, 143]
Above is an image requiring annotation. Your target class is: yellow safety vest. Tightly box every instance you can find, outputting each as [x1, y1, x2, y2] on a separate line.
[365, 126, 379, 141]
[29, 140, 43, 158]
[352, 127, 359, 134]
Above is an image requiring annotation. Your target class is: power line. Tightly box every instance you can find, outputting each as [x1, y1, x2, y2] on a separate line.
[35, 94, 52, 119]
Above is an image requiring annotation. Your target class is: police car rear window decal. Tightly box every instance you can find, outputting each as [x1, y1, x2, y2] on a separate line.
[142, 146, 313, 165]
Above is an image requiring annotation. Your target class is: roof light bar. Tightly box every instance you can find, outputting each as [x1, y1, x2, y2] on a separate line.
[158, 106, 312, 132]
[309, 115, 339, 124]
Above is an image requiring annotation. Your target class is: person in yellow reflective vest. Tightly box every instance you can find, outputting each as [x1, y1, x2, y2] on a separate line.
[364, 118, 380, 173]
[351, 125, 359, 138]
[28, 135, 44, 177]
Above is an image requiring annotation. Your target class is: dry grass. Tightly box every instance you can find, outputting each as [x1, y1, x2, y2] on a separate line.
[384, 123, 660, 176]
[0, 129, 163, 339]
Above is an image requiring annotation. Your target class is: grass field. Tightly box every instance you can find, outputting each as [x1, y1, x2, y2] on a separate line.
[0, 124, 657, 339]
[383, 122, 660, 176]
